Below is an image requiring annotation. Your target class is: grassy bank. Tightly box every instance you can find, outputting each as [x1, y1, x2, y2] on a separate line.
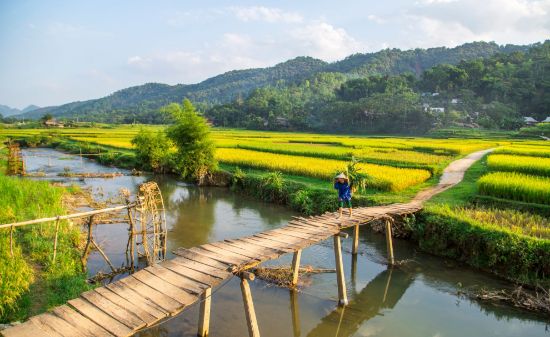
[0, 148, 90, 323]
[418, 153, 550, 287]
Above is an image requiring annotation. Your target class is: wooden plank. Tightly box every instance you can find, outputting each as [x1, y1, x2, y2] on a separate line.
[68, 298, 133, 337]
[237, 237, 294, 253]
[170, 257, 229, 279]
[224, 239, 286, 258]
[105, 282, 168, 320]
[52, 305, 114, 337]
[285, 224, 333, 235]
[27, 317, 64, 337]
[94, 287, 158, 326]
[30, 313, 87, 337]
[200, 243, 257, 261]
[161, 260, 221, 287]
[206, 241, 260, 259]
[270, 228, 319, 241]
[172, 248, 231, 270]
[251, 234, 307, 251]
[188, 246, 248, 266]
[116, 277, 183, 314]
[144, 265, 206, 294]
[80, 290, 146, 330]
[0, 321, 53, 337]
[259, 231, 317, 246]
[132, 271, 197, 305]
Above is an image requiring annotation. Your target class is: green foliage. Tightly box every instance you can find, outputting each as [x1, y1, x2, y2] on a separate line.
[260, 172, 285, 203]
[0, 174, 89, 322]
[415, 206, 550, 287]
[131, 128, 174, 173]
[290, 189, 314, 215]
[163, 99, 217, 181]
[340, 157, 371, 193]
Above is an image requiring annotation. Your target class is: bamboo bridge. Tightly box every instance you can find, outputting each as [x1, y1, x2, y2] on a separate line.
[0, 149, 492, 337]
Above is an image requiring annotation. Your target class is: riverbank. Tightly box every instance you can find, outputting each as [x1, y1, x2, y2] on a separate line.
[6, 133, 550, 291]
[0, 148, 89, 323]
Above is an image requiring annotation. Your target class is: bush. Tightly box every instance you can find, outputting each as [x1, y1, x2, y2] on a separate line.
[131, 129, 174, 173]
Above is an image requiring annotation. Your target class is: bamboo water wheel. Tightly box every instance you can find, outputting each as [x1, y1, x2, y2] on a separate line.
[134, 181, 167, 266]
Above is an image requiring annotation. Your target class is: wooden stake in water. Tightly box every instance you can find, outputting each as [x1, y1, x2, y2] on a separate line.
[198, 287, 212, 337]
[352, 224, 359, 255]
[333, 234, 348, 306]
[385, 219, 395, 266]
[291, 249, 302, 286]
[240, 276, 260, 337]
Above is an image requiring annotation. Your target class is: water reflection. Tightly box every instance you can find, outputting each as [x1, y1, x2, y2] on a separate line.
[306, 268, 413, 337]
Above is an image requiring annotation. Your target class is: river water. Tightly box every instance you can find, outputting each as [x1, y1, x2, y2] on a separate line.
[23, 148, 549, 337]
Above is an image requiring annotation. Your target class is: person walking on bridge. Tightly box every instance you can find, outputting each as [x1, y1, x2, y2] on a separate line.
[334, 173, 352, 219]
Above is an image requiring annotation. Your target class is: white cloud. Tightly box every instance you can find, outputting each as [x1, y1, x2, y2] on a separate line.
[403, 0, 550, 47]
[367, 14, 386, 24]
[290, 22, 365, 61]
[230, 6, 303, 23]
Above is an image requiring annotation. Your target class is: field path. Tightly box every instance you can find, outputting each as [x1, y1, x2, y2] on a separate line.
[1, 148, 494, 337]
[412, 148, 493, 203]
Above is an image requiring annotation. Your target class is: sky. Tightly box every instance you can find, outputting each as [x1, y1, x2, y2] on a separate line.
[0, 0, 549, 109]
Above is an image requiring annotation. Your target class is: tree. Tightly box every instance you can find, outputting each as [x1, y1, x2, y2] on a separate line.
[131, 129, 174, 173]
[162, 99, 217, 182]
[41, 113, 53, 123]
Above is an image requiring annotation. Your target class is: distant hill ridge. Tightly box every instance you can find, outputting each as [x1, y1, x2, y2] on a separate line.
[17, 41, 529, 123]
[0, 104, 40, 117]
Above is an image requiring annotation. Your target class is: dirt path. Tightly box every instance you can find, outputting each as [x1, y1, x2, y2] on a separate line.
[412, 148, 494, 203]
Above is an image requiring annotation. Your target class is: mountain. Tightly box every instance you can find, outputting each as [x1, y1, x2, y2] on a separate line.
[0, 104, 40, 117]
[21, 105, 40, 113]
[17, 41, 530, 123]
[0, 105, 21, 117]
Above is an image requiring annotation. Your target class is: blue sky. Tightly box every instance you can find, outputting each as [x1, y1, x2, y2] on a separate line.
[1, 0, 549, 108]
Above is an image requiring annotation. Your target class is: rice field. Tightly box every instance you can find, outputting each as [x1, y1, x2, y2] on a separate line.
[478, 172, 550, 205]
[487, 154, 550, 177]
[216, 148, 432, 191]
[493, 145, 550, 158]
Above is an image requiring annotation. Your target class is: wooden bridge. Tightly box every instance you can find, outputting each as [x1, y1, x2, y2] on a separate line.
[0, 149, 492, 337]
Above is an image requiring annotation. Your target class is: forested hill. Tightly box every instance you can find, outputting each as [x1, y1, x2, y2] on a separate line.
[18, 41, 528, 123]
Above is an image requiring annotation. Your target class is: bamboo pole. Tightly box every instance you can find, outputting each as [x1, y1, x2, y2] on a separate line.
[0, 204, 135, 230]
[291, 249, 302, 286]
[81, 215, 95, 272]
[52, 220, 60, 263]
[198, 287, 212, 337]
[10, 225, 14, 257]
[385, 219, 395, 266]
[289, 290, 301, 337]
[91, 239, 116, 273]
[352, 225, 359, 255]
[333, 234, 348, 306]
[240, 277, 260, 337]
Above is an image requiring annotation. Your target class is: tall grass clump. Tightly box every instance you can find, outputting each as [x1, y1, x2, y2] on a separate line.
[0, 175, 89, 322]
[478, 172, 550, 204]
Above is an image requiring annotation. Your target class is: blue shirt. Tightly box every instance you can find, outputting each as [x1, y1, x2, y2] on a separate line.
[334, 181, 352, 201]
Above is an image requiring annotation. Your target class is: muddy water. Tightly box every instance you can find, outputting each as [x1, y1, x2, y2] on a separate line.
[23, 148, 549, 337]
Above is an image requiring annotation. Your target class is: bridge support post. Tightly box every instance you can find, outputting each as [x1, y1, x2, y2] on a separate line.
[385, 219, 395, 266]
[197, 287, 212, 337]
[240, 276, 260, 337]
[289, 290, 301, 337]
[291, 249, 302, 286]
[352, 225, 359, 255]
[333, 234, 348, 306]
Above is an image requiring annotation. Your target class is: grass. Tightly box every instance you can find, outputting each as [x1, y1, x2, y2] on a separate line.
[0, 150, 90, 323]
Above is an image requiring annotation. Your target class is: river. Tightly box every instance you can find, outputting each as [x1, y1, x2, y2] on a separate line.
[22, 148, 549, 337]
